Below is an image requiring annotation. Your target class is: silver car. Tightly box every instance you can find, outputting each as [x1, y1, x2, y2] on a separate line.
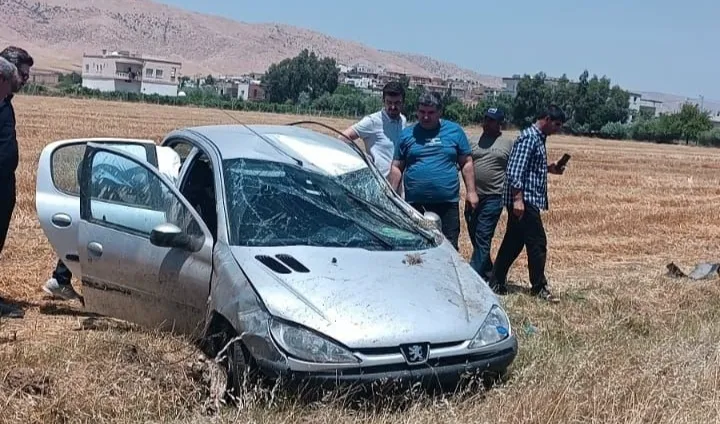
[36, 123, 517, 391]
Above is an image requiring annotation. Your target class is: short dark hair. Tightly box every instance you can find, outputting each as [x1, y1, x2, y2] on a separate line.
[382, 81, 405, 100]
[0, 46, 34, 68]
[417, 91, 443, 111]
[537, 104, 566, 122]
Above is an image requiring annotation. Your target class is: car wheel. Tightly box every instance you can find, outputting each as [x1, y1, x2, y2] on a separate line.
[225, 338, 248, 400]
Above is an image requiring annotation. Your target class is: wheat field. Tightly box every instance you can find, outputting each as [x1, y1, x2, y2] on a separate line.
[2, 95, 720, 423]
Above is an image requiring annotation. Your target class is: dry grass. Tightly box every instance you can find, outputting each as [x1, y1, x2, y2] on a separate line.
[2, 96, 720, 423]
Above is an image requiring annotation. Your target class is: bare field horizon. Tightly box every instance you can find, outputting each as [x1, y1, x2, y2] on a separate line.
[2, 95, 720, 423]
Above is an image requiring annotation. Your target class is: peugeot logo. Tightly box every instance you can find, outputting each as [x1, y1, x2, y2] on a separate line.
[400, 343, 430, 365]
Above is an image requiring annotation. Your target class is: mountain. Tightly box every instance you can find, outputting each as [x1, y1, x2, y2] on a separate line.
[0, 0, 503, 87]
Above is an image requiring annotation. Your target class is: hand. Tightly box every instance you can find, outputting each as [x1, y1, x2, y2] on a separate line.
[548, 162, 565, 175]
[465, 191, 479, 211]
[513, 198, 524, 219]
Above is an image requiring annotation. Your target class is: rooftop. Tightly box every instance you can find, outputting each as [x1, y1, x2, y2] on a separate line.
[83, 50, 182, 65]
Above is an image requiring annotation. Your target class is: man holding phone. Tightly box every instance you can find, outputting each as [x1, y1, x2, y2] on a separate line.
[488, 105, 568, 302]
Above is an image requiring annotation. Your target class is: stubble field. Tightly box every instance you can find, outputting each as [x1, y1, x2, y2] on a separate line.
[2, 95, 720, 423]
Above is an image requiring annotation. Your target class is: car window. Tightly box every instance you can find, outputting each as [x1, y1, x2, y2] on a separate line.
[51, 142, 149, 196]
[87, 150, 204, 238]
[166, 140, 193, 167]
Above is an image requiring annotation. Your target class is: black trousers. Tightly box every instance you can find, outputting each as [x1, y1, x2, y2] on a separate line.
[491, 203, 548, 291]
[0, 174, 16, 255]
[409, 202, 460, 250]
[52, 258, 73, 285]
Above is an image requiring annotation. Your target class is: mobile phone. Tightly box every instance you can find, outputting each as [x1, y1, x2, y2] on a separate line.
[556, 153, 571, 168]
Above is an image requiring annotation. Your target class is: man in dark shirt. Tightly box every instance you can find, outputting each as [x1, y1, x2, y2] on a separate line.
[464, 107, 514, 281]
[488, 105, 567, 302]
[0, 46, 33, 318]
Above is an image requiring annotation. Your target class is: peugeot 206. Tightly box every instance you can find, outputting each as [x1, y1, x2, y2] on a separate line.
[35, 123, 518, 393]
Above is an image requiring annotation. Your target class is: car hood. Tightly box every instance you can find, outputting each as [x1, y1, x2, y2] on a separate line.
[230, 242, 499, 348]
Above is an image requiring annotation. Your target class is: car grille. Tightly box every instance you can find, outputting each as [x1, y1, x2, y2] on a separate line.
[354, 340, 465, 356]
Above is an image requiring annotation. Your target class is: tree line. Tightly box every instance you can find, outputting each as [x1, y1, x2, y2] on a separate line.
[22, 49, 720, 147]
[262, 50, 718, 146]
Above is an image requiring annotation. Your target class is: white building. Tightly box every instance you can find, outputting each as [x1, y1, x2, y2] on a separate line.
[81, 50, 182, 97]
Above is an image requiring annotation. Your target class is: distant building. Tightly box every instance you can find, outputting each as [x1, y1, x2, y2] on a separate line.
[81, 49, 182, 97]
[28, 69, 61, 87]
[237, 80, 265, 101]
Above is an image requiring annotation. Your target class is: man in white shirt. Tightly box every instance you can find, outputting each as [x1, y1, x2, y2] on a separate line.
[42, 145, 182, 301]
[340, 82, 407, 183]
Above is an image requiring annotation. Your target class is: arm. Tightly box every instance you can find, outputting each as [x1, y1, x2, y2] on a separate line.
[388, 133, 408, 192]
[339, 126, 359, 142]
[455, 126, 478, 208]
[388, 159, 405, 191]
[505, 134, 535, 217]
[340, 115, 374, 143]
[505, 134, 533, 196]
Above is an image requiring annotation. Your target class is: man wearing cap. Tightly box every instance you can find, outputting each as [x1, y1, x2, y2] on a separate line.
[464, 107, 514, 280]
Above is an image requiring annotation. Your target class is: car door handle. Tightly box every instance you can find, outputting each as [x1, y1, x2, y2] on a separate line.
[87, 242, 103, 257]
[51, 213, 72, 228]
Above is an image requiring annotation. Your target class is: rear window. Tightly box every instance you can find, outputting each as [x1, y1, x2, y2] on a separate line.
[51, 143, 149, 196]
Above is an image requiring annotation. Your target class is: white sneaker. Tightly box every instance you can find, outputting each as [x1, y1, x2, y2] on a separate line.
[43, 278, 81, 301]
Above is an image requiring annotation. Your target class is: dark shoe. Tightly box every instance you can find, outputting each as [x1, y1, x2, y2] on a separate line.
[0, 299, 24, 318]
[531, 286, 558, 303]
[489, 281, 508, 296]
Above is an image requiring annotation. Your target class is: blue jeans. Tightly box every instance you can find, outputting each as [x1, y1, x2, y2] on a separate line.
[464, 195, 503, 279]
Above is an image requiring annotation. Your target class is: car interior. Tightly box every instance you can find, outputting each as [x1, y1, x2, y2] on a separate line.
[179, 152, 218, 239]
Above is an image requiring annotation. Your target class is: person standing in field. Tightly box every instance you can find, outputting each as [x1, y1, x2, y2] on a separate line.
[0, 46, 33, 319]
[464, 107, 514, 281]
[340, 81, 407, 183]
[0, 58, 18, 102]
[488, 105, 567, 302]
[388, 91, 479, 250]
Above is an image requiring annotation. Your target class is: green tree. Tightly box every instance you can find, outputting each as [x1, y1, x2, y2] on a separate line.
[263, 49, 339, 103]
[676, 103, 712, 144]
[512, 73, 551, 128]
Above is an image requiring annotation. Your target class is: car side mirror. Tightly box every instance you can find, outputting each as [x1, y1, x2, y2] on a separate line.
[150, 223, 193, 250]
[423, 211, 442, 232]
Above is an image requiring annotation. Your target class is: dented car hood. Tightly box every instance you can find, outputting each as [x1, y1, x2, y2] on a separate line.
[230, 242, 498, 349]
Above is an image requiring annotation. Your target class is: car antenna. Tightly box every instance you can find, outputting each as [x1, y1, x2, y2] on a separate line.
[285, 120, 374, 169]
[218, 109, 303, 167]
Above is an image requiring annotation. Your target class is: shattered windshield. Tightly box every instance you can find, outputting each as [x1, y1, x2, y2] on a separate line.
[223, 158, 436, 250]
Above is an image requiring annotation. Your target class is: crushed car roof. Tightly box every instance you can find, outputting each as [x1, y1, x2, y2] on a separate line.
[171, 124, 368, 176]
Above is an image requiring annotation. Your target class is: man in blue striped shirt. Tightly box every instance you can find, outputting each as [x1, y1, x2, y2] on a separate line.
[489, 105, 567, 302]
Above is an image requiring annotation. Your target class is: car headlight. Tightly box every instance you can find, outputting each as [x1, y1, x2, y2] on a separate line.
[468, 305, 511, 349]
[269, 318, 359, 364]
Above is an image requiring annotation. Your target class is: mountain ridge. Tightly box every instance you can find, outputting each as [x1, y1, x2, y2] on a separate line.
[0, 0, 503, 87]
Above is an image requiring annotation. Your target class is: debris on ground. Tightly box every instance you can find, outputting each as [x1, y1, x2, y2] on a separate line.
[666, 262, 720, 280]
[77, 316, 139, 332]
[186, 354, 227, 415]
[3, 368, 53, 396]
[403, 253, 424, 265]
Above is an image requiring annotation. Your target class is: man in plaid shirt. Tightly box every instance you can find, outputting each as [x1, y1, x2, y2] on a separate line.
[488, 105, 567, 302]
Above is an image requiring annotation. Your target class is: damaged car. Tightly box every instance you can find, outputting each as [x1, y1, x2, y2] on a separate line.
[35, 123, 518, 392]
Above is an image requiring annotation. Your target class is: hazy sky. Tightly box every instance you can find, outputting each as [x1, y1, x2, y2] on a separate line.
[158, 0, 719, 100]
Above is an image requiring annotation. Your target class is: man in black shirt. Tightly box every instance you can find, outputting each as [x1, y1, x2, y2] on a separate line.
[0, 46, 33, 318]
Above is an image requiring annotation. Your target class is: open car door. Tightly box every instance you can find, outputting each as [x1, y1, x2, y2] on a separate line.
[77, 142, 214, 337]
[36, 138, 158, 277]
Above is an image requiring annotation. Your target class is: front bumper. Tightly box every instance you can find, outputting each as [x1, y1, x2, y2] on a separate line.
[256, 335, 518, 388]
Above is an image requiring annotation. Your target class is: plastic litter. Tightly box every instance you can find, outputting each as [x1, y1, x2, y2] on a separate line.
[666, 262, 720, 280]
